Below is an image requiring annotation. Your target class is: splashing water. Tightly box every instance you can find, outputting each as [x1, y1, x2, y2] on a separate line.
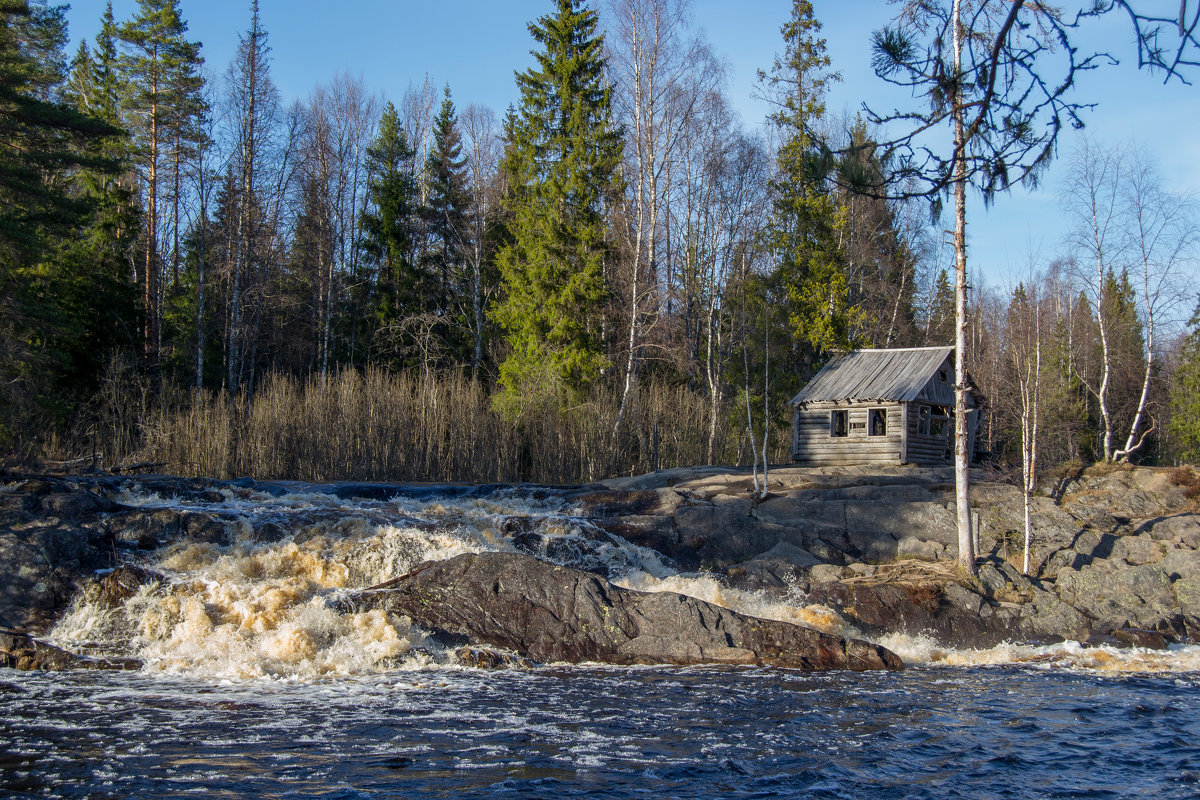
[43, 483, 1200, 679]
[47, 486, 687, 680]
[877, 632, 1200, 672]
[614, 571, 853, 639]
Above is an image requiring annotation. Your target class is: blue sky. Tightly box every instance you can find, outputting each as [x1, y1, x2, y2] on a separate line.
[65, 0, 1199, 293]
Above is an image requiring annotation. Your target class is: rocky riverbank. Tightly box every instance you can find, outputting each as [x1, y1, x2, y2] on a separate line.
[1, 463, 1196, 672]
[578, 463, 1200, 649]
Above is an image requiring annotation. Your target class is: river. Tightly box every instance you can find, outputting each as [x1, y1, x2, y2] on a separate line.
[3, 482, 1200, 798]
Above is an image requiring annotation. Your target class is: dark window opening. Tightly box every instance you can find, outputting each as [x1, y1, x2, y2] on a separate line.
[869, 408, 887, 436]
[830, 410, 848, 438]
[939, 368, 949, 383]
[930, 406, 951, 438]
[918, 405, 931, 435]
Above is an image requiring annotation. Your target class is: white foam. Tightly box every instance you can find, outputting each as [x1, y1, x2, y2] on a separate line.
[614, 571, 854, 638]
[877, 632, 1200, 673]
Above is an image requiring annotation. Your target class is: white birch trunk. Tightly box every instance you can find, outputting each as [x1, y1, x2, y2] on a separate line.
[952, 0, 975, 574]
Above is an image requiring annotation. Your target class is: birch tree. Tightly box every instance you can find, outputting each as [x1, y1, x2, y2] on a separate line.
[1008, 282, 1042, 574]
[1061, 139, 1126, 461]
[606, 0, 721, 438]
[1113, 154, 1197, 461]
[869, 0, 1091, 574]
[460, 103, 501, 378]
[303, 74, 378, 378]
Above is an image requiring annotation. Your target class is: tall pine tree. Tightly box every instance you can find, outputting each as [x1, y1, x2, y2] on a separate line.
[118, 0, 204, 378]
[492, 0, 622, 412]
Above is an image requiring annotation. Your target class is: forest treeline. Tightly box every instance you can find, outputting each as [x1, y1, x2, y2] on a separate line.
[1, 0, 1197, 483]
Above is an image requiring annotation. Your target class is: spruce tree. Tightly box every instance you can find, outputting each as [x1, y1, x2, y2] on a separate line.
[759, 1, 853, 364]
[1170, 303, 1200, 463]
[0, 0, 129, 446]
[425, 88, 468, 298]
[492, 0, 622, 411]
[424, 86, 470, 359]
[360, 100, 425, 365]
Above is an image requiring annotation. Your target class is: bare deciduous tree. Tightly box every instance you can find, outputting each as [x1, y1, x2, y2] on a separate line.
[302, 74, 379, 379]
[1061, 138, 1126, 461]
[460, 103, 501, 378]
[1113, 153, 1198, 460]
[606, 0, 724, 441]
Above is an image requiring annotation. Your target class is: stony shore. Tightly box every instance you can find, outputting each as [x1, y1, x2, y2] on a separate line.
[1, 463, 1196, 670]
[579, 463, 1200, 649]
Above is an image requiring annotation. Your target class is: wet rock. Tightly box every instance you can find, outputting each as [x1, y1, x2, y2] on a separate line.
[806, 579, 1005, 648]
[568, 488, 684, 518]
[455, 646, 534, 670]
[38, 492, 116, 517]
[105, 507, 238, 548]
[1111, 627, 1170, 650]
[82, 566, 164, 608]
[0, 629, 141, 671]
[1020, 594, 1091, 642]
[343, 552, 902, 671]
[726, 542, 821, 590]
[0, 521, 112, 633]
[670, 496, 773, 567]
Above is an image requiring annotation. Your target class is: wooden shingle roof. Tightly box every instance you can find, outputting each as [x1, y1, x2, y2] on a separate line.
[789, 347, 954, 405]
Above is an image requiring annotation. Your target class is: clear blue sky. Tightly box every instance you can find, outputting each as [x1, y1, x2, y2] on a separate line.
[65, 0, 1199, 293]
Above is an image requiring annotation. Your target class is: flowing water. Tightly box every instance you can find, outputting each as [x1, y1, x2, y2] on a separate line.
[4, 483, 1200, 798]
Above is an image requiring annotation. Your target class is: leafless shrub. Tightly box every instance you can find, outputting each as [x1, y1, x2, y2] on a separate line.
[83, 369, 786, 483]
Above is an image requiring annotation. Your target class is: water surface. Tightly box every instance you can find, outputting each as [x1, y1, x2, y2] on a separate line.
[3, 665, 1200, 799]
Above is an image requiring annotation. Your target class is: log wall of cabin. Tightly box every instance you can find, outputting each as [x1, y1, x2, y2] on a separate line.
[792, 401, 904, 466]
[905, 402, 953, 465]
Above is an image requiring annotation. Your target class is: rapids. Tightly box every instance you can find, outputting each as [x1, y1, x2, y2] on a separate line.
[41, 483, 1200, 677]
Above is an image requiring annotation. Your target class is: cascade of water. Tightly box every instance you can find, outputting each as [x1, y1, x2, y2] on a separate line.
[46, 484, 1200, 679]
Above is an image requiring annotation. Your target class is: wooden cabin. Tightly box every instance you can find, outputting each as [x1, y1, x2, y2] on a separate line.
[788, 347, 982, 467]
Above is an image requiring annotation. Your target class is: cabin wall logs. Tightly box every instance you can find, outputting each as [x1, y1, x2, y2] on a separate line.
[791, 401, 905, 466]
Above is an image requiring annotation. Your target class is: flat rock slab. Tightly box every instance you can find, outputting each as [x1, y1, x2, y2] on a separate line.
[342, 552, 902, 672]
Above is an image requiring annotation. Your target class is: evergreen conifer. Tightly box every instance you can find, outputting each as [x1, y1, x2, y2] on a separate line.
[492, 0, 622, 412]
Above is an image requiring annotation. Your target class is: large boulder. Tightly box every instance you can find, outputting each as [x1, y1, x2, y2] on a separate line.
[0, 480, 116, 633]
[339, 552, 902, 671]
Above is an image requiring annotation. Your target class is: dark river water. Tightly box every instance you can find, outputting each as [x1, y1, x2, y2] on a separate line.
[4, 664, 1200, 799]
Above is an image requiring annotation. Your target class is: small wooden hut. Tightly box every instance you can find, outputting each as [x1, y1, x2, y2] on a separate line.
[788, 346, 981, 467]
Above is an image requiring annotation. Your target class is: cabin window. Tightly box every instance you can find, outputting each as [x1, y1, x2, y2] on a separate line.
[918, 405, 931, 435]
[939, 368, 949, 383]
[930, 406, 951, 437]
[869, 408, 887, 436]
[830, 410, 848, 437]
